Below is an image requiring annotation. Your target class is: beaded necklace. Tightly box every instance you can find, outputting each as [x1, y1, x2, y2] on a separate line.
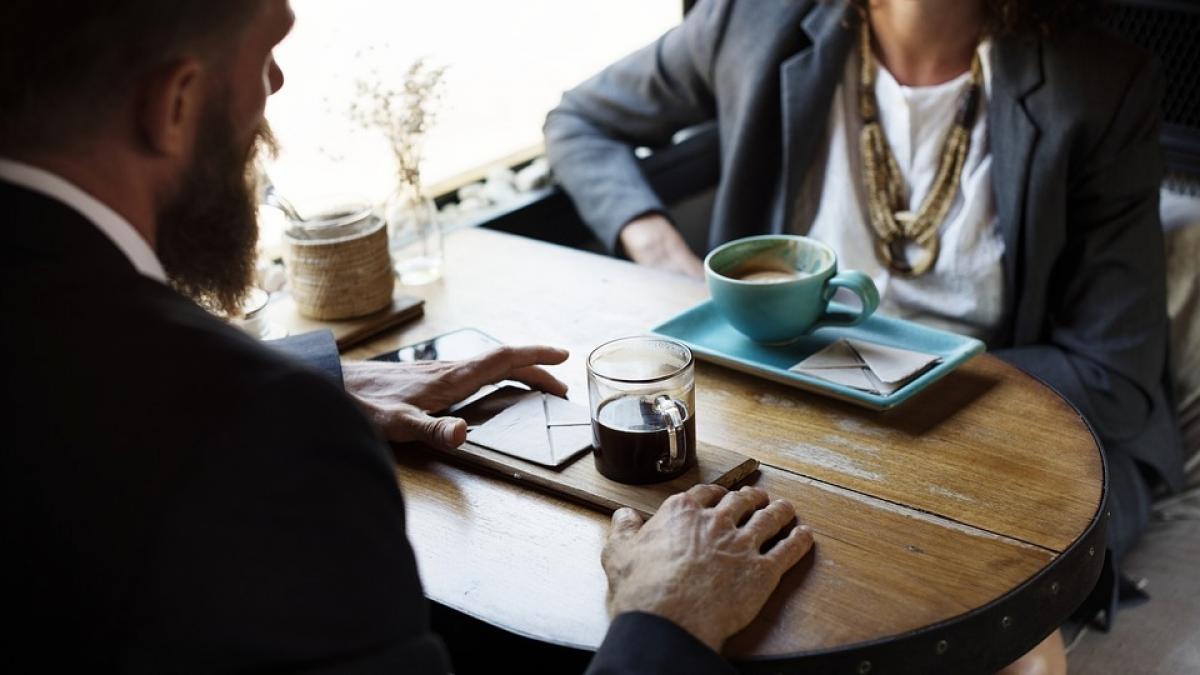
[858, 18, 982, 277]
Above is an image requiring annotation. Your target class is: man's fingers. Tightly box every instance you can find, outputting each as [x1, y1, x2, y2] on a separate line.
[743, 499, 798, 548]
[685, 483, 728, 508]
[507, 366, 570, 398]
[762, 523, 815, 571]
[487, 345, 570, 371]
[713, 486, 770, 523]
[459, 346, 570, 389]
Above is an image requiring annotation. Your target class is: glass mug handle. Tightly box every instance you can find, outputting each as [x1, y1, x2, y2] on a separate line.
[654, 395, 688, 474]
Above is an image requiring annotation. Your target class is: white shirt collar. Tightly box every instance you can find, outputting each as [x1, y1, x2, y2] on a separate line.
[0, 158, 168, 283]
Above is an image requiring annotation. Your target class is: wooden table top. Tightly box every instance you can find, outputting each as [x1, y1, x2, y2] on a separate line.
[345, 227, 1106, 671]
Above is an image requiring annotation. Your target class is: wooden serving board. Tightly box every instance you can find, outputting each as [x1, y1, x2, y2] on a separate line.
[264, 288, 424, 351]
[428, 440, 759, 519]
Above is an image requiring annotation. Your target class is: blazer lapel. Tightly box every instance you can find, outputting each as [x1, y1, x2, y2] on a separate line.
[988, 38, 1044, 342]
[777, 0, 856, 232]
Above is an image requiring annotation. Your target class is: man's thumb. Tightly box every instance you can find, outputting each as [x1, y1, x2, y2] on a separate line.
[395, 408, 467, 449]
[610, 507, 644, 539]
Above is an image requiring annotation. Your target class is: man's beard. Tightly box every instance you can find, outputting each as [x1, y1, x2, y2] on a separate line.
[155, 97, 275, 317]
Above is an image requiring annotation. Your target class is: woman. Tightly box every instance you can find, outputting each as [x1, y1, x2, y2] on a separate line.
[544, 0, 1186, 672]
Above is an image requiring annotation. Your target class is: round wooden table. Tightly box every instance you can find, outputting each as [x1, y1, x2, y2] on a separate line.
[348, 228, 1107, 674]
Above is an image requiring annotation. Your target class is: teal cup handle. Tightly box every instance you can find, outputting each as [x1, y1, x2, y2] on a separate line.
[814, 270, 880, 329]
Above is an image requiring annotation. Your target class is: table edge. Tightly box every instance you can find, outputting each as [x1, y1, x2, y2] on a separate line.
[730, 358, 1111, 671]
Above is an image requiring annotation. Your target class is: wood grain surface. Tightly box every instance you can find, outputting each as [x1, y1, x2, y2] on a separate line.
[434, 438, 759, 520]
[345, 227, 1104, 658]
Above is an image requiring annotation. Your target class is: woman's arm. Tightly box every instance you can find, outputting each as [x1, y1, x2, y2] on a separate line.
[544, 0, 730, 255]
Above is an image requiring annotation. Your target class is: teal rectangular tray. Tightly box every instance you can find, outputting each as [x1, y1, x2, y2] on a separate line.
[651, 301, 985, 410]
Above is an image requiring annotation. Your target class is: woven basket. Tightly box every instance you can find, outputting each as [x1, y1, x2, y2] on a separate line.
[283, 217, 394, 320]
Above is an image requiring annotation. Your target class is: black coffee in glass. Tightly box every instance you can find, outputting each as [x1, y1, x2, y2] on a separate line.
[593, 394, 696, 484]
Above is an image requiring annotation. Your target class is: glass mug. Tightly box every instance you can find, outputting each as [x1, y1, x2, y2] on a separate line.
[587, 337, 697, 484]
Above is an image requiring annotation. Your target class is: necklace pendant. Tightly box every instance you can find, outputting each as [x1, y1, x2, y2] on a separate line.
[884, 238, 914, 276]
[877, 235, 939, 278]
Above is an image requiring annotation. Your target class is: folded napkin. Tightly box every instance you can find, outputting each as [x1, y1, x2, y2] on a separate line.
[465, 389, 593, 468]
[789, 339, 942, 396]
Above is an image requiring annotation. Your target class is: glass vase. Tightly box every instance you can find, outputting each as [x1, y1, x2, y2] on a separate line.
[384, 182, 444, 285]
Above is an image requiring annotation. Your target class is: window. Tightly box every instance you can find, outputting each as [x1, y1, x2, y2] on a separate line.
[263, 0, 682, 215]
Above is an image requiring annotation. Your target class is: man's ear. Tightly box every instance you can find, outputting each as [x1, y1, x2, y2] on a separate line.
[137, 57, 206, 158]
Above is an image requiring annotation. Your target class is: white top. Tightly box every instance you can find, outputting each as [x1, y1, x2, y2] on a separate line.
[795, 41, 1004, 340]
[0, 158, 167, 283]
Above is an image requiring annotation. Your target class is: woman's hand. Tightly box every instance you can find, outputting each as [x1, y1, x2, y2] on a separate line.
[619, 213, 705, 279]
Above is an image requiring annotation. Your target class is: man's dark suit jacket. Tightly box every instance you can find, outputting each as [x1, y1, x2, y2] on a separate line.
[545, 0, 1184, 564]
[1, 180, 733, 674]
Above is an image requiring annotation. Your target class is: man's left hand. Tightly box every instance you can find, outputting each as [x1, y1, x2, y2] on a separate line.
[343, 345, 570, 449]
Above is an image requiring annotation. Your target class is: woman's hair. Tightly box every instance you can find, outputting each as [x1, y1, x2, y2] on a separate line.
[849, 0, 1102, 37]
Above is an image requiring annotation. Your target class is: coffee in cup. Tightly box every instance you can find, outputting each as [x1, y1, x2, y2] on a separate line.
[587, 337, 696, 484]
[729, 258, 806, 283]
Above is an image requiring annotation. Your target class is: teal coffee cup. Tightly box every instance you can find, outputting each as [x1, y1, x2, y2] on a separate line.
[704, 235, 881, 344]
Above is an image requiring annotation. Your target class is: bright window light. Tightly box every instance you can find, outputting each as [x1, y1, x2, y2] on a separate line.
[264, 0, 681, 213]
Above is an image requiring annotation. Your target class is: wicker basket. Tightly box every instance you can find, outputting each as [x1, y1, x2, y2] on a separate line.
[283, 216, 394, 320]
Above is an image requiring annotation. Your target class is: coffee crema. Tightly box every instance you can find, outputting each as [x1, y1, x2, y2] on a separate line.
[731, 264, 804, 283]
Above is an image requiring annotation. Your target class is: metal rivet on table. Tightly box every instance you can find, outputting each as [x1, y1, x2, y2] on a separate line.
[857, 661, 872, 674]
[936, 639, 949, 655]
[1050, 581, 1061, 595]
[1001, 616, 1013, 629]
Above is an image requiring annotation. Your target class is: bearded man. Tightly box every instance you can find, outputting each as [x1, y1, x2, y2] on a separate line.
[1, 1, 815, 673]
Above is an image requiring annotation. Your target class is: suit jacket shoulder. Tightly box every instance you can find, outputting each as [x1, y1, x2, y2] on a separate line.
[1, 183, 450, 672]
[1024, 21, 1160, 168]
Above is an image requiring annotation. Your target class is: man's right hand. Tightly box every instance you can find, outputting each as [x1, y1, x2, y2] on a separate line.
[619, 213, 706, 279]
[602, 484, 814, 653]
[343, 345, 569, 449]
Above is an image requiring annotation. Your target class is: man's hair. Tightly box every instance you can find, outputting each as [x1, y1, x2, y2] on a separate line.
[0, 1, 259, 154]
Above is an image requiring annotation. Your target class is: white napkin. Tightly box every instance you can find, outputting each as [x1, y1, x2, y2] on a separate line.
[789, 339, 941, 395]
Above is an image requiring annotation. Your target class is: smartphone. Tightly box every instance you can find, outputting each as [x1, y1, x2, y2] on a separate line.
[370, 328, 502, 363]
[369, 328, 507, 412]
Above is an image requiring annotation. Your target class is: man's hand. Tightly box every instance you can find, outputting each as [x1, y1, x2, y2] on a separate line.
[602, 484, 814, 653]
[343, 345, 569, 449]
[619, 213, 705, 279]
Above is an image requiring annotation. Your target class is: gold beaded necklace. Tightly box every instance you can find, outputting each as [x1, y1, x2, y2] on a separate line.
[858, 18, 982, 277]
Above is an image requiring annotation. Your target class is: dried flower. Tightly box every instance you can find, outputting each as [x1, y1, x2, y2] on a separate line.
[348, 57, 447, 190]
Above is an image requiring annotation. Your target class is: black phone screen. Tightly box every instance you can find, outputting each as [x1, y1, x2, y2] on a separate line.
[369, 328, 502, 363]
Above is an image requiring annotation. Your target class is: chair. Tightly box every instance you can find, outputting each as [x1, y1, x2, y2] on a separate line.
[1070, 2, 1200, 671]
